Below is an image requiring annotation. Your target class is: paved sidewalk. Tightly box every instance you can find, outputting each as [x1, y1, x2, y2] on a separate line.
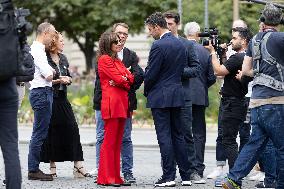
[18, 125, 219, 149]
[0, 144, 258, 189]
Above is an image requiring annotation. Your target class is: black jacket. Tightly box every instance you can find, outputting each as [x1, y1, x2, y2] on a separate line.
[47, 53, 71, 96]
[93, 47, 144, 111]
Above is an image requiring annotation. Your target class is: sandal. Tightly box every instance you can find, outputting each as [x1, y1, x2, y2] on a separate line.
[73, 166, 92, 178]
[50, 166, 57, 178]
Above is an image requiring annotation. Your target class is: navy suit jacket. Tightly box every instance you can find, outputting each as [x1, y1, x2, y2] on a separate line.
[189, 41, 216, 107]
[144, 32, 186, 108]
[179, 37, 201, 100]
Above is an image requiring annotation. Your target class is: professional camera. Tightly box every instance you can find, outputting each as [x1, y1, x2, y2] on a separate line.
[14, 8, 33, 48]
[198, 28, 226, 63]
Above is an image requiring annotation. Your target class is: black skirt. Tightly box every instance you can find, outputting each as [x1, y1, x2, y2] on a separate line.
[41, 90, 84, 163]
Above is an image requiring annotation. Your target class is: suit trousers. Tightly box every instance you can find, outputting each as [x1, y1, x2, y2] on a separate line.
[95, 111, 133, 174]
[151, 107, 190, 181]
[0, 78, 21, 189]
[97, 118, 125, 184]
[180, 100, 197, 177]
[192, 104, 206, 176]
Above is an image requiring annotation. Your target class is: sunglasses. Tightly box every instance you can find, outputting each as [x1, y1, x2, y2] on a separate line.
[117, 31, 128, 37]
[112, 39, 121, 45]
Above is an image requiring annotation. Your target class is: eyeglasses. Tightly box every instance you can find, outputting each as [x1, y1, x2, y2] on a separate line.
[116, 31, 128, 37]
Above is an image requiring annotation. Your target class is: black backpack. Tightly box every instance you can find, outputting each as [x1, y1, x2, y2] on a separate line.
[0, 0, 34, 82]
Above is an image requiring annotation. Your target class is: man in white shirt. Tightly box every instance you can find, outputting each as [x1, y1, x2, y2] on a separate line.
[28, 22, 56, 181]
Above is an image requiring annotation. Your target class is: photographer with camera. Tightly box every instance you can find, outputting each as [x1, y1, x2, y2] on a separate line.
[204, 27, 252, 173]
[222, 3, 284, 189]
[0, 0, 33, 188]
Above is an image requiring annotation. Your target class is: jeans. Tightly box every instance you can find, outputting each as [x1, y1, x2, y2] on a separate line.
[95, 110, 133, 174]
[228, 104, 284, 189]
[192, 104, 206, 176]
[28, 87, 53, 171]
[259, 140, 276, 185]
[180, 100, 197, 176]
[0, 78, 21, 189]
[216, 97, 247, 169]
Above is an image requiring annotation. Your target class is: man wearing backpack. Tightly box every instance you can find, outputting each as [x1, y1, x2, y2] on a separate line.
[222, 3, 284, 189]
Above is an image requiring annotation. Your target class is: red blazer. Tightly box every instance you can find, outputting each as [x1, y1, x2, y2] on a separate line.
[98, 55, 134, 119]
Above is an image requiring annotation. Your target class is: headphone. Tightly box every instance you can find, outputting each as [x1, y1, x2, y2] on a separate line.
[259, 14, 284, 25]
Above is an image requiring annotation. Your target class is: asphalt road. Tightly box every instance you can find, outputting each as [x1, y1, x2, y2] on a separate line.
[0, 144, 258, 189]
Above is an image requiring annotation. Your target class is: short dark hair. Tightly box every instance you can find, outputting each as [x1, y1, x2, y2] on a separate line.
[163, 11, 180, 24]
[232, 27, 252, 43]
[145, 12, 167, 29]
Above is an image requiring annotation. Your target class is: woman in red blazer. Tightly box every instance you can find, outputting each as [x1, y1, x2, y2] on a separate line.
[96, 32, 134, 187]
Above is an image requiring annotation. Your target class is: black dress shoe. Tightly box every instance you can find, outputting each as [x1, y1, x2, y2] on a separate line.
[121, 181, 131, 186]
[98, 183, 121, 187]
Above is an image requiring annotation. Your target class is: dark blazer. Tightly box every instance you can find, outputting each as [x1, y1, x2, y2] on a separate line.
[46, 53, 71, 95]
[93, 47, 144, 111]
[189, 41, 216, 107]
[144, 32, 186, 108]
[178, 37, 201, 100]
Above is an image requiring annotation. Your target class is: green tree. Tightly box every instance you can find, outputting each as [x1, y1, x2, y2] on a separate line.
[13, 0, 176, 72]
[182, 0, 264, 42]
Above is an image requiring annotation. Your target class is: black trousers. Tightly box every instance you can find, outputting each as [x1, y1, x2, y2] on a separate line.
[151, 107, 190, 181]
[192, 104, 206, 176]
[0, 78, 21, 189]
[219, 97, 247, 169]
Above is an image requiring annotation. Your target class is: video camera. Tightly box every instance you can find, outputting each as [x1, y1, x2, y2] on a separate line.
[14, 8, 33, 48]
[198, 28, 226, 63]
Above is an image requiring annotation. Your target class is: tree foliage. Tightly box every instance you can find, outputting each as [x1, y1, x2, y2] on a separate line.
[182, 0, 265, 43]
[13, 0, 176, 72]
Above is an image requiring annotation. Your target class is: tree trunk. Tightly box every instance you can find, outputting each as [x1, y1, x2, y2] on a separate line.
[83, 33, 96, 73]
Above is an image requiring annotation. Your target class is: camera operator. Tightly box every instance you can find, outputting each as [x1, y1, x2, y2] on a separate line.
[0, 0, 22, 188]
[222, 3, 284, 189]
[204, 27, 252, 171]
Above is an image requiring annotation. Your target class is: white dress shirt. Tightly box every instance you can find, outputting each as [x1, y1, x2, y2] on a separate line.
[117, 47, 124, 61]
[29, 41, 54, 90]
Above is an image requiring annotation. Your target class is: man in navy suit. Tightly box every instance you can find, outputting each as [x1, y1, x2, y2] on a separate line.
[144, 12, 192, 187]
[184, 22, 216, 178]
[163, 12, 207, 184]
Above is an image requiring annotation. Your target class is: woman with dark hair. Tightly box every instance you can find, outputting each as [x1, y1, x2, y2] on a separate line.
[40, 33, 91, 178]
[96, 32, 134, 187]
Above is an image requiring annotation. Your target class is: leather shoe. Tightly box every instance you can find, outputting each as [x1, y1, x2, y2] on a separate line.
[28, 170, 53, 181]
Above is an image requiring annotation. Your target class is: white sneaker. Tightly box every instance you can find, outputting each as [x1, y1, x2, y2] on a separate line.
[207, 166, 223, 179]
[181, 180, 192, 186]
[249, 172, 265, 182]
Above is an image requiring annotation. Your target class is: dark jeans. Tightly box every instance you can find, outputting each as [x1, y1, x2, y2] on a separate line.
[96, 110, 134, 174]
[228, 104, 284, 189]
[180, 100, 197, 176]
[238, 97, 251, 152]
[192, 104, 206, 176]
[28, 87, 53, 172]
[0, 78, 21, 189]
[218, 97, 247, 169]
[259, 140, 276, 185]
[152, 107, 190, 181]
